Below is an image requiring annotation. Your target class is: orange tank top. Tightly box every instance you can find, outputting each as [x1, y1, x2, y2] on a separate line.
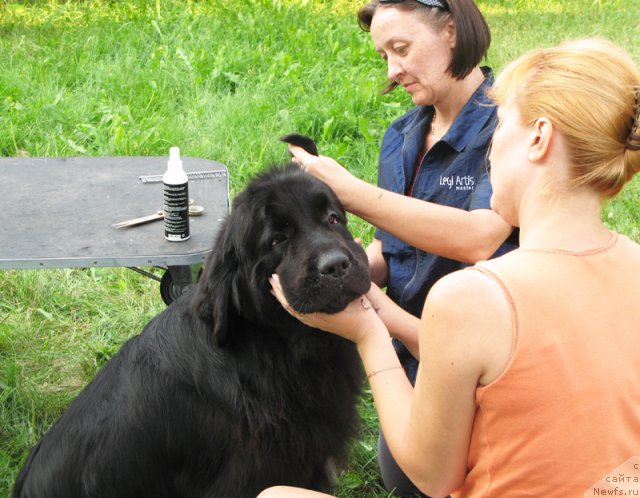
[452, 232, 640, 497]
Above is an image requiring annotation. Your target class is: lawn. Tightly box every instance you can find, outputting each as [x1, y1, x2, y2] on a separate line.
[0, 0, 638, 496]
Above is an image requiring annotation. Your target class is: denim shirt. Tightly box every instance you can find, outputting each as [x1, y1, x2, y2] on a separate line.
[375, 68, 518, 320]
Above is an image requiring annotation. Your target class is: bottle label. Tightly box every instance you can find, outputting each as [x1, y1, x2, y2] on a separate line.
[163, 182, 190, 241]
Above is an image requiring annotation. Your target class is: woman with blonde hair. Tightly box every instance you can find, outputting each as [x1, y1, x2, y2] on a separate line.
[262, 38, 640, 497]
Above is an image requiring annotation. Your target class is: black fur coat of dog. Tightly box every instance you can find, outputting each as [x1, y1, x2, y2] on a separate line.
[13, 164, 370, 498]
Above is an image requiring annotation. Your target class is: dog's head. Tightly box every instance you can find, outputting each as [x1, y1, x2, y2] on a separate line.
[193, 164, 371, 346]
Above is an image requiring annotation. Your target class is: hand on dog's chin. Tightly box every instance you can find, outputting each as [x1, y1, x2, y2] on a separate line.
[269, 274, 379, 345]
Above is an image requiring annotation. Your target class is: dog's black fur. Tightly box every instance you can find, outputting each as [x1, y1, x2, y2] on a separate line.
[279, 133, 319, 156]
[13, 161, 370, 498]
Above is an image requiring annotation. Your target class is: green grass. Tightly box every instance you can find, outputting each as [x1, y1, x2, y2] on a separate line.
[1, 0, 639, 496]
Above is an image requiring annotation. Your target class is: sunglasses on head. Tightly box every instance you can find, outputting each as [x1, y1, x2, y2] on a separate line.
[379, 0, 449, 10]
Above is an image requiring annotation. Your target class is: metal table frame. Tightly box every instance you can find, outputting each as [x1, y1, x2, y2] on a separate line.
[0, 156, 229, 304]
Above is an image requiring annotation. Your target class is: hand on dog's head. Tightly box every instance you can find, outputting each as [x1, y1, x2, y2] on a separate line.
[279, 133, 319, 157]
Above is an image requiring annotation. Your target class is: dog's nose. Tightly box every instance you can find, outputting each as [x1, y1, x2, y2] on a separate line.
[318, 250, 350, 278]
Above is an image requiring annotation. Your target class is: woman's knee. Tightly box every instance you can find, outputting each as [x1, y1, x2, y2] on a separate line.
[257, 486, 335, 498]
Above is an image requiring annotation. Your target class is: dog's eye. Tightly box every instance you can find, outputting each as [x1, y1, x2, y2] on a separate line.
[327, 213, 340, 225]
[271, 234, 287, 247]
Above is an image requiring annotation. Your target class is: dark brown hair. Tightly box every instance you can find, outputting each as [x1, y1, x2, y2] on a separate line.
[357, 0, 491, 91]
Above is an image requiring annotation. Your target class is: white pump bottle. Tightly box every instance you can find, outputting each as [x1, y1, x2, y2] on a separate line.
[163, 147, 190, 241]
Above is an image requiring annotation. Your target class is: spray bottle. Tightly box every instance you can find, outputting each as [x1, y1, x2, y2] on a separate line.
[163, 147, 190, 241]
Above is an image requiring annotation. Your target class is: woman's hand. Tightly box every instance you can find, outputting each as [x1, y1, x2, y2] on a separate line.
[269, 274, 385, 345]
[288, 145, 358, 209]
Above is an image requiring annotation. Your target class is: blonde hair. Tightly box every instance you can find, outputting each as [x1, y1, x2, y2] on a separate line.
[490, 38, 640, 198]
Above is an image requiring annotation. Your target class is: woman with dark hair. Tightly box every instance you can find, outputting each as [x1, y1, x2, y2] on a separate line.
[284, 1, 516, 495]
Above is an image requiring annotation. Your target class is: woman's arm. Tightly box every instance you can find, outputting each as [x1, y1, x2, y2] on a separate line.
[270, 268, 513, 497]
[365, 238, 388, 287]
[290, 146, 513, 264]
[366, 284, 420, 359]
[391, 269, 513, 496]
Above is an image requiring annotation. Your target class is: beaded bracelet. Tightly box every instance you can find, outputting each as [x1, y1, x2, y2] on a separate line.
[367, 366, 403, 379]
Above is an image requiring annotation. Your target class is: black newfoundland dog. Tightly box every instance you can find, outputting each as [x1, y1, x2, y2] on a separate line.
[13, 145, 370, 497]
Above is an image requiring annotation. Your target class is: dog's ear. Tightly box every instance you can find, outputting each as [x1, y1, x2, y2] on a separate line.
[192, 220, 239, 347]
[279, 134, 319, 156]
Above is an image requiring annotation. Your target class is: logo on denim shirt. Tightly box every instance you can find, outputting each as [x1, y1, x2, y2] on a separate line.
[439, 175, 475, 191]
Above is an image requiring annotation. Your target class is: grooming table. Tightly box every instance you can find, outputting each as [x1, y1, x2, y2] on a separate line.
[0, 156, 229, 304]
